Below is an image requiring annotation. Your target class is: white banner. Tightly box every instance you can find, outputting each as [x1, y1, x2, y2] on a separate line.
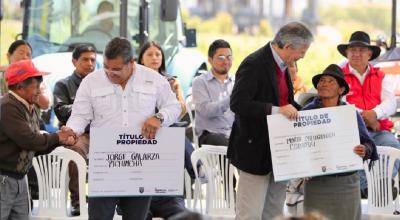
[88, 127, 185, 197]
[267, 105, 363, 181]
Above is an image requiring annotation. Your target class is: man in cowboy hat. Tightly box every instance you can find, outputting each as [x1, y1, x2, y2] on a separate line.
[338, 30, 400, 197]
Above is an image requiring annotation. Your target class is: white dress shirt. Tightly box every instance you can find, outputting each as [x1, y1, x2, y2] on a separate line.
[67, 64, 181, 135]
[344, 65, 396, 119]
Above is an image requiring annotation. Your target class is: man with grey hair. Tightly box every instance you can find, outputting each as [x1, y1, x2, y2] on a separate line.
[67, 37, 181, 220]
[227, 21, 313, 220]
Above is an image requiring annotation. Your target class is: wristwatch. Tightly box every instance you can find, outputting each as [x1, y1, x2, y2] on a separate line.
[154, 113, 164, 124]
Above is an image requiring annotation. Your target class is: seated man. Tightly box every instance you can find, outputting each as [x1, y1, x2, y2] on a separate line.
[53, 44, 97, 216]
[338, 31, 400, 197]
[192, 39, 234, 146]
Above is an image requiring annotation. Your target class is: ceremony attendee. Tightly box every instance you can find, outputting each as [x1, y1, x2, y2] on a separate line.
[192, 39, 234, 147]
[53, 43, 97, 216]
[0, 40, 51, 110]
[302, 64, 378, 220]
[137, 41, 188, 219]
[0, 60, 77, 220]
[338, 31, 400, 196]
[67, 37, 181, 220]
[228, 21, 313, 220]
[0, 39, 53, 205]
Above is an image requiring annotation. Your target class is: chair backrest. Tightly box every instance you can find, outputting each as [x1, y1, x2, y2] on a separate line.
[364, 146, 400, 214]
[191, 145, 236, 216]
[32, 147, 88, 218]
[186, 95, 199, 149]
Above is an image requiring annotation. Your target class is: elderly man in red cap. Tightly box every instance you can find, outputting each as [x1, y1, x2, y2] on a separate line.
[338, 30, 400, 198]
[0, 60, 77, 220]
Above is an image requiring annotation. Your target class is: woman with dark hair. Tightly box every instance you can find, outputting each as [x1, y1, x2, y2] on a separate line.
[138, 41, 186, 116]
[138, 41, 192, 220]
[1, 40, 51, 110]
[303, 64, 378, 220]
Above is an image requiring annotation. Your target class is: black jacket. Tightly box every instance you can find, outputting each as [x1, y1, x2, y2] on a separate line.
[227, 43, 300, 175]
[53, 72, 83, 127]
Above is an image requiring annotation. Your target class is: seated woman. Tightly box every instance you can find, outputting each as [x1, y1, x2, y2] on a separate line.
[137, 41, 191, 220]
[302, 64, 378, 220]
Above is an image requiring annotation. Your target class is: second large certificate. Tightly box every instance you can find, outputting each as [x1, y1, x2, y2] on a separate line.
[267, 105, 363, 181]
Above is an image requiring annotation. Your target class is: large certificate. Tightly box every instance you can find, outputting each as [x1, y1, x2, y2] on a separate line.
[88, 127, 185, 197]
[267, 105, 363, 181]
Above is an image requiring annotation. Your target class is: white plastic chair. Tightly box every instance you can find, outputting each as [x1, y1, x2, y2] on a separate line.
[184, 169, 195, 210]
[191, 145, 236, 218]
[30, 147, 88, 219]
[186, 95, 200, 149]
[364, 146, 400, 215]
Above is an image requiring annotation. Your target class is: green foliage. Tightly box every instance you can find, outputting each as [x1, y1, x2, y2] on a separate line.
[183, 11, 233, 34]
[320, 4, 391, 37]
[258, 19, 273, 37]
[1, 20, 22, 66]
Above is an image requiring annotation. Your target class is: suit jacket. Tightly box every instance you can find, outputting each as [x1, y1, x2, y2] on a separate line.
[227, 42, 300, 175]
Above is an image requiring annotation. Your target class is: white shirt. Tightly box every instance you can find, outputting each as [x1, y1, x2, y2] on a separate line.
[67, 64, 181, 135]
[344, 64, 396, 119]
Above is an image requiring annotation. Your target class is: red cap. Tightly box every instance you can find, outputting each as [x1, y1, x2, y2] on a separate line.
[5, 60, 49, 86]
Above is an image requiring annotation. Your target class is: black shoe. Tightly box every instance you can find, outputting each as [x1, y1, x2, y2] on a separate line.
[71, 206, 80, 216]
[361, 188, 368, 199]
[392, 179, 398, 201]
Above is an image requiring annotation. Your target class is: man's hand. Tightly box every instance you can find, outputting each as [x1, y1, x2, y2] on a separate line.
[361, 110, 380, 131]
[353, 144, 366, 158]
[278, 104, 298, 120]
[141, 116, 161, 139]
[57, 126, 78, 146]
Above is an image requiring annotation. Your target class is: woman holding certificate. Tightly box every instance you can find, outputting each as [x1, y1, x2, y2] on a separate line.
[302, 64, 378, 220]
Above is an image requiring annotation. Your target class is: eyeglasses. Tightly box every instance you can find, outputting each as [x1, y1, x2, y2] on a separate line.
[104, 64, 127, 75]
[216, 55, 233, 62]
[104, 68, 122, 75]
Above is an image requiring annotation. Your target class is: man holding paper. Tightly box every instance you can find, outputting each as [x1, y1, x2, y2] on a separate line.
[67, 37, 181, 220]
[228, 22, 313, 220]
[302, 64, 378, 220]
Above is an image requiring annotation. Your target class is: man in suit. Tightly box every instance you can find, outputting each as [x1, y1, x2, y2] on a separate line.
[228, 22, 313, 220]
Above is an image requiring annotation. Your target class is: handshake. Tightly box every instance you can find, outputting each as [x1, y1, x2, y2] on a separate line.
[56, 126, 78, 146]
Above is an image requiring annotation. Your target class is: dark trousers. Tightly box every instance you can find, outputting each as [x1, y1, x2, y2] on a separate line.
[89, 197, 151, 220]
[146, 196, 186, 220]
[184, 137, 196, 179]
[199, 131, 229, 147]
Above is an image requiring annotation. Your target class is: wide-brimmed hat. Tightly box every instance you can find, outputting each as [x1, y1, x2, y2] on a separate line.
[5, 60, 49, 86]
[337, 31, 381, 60]
[312, 64, 350, 96]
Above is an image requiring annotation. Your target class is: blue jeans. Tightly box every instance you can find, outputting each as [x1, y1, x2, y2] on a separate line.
[184, 137, 196, 179]
[359, 130, 400, 191]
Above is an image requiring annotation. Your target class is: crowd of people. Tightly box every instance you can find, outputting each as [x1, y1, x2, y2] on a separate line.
[0, 12, 399, 220]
